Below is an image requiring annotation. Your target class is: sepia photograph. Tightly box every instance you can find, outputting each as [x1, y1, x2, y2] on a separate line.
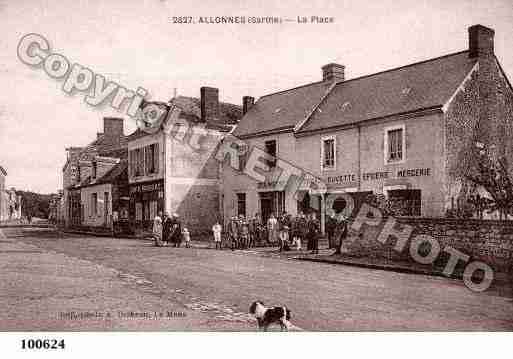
[1, 0, 512, 356]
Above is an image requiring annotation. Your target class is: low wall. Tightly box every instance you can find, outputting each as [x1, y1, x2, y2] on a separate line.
[343, 217, 513, 276]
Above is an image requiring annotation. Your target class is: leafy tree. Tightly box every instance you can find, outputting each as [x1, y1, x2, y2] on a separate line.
[464, 143, 513, 220]
[15, 190, 53, 219]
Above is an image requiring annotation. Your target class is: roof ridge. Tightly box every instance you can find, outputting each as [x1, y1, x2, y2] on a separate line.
[335, 50, 470, 87]
[258, 50, 470, 101]
[259, 80, 328, 99]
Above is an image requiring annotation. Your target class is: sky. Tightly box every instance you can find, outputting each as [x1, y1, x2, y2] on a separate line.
[0, 0, 512, 194]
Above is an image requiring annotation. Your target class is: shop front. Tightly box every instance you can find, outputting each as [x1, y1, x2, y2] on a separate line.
[129, 179, 164, 233]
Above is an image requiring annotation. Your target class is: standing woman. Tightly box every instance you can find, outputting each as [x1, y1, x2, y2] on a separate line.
[267, 213, 279, 246]
[299, 212, 309, 251]
[170, 213, 182, 247]
[153, 211, 163, 247]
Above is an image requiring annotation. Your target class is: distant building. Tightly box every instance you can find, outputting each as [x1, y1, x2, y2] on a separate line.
[75, 158, 129, 233]
[0, 166, 22, 221]
[223, 24, 513, 230]
[62, 117, 128, 228]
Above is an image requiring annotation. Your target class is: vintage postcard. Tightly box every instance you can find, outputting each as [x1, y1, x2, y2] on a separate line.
[0, 0, 512, 355]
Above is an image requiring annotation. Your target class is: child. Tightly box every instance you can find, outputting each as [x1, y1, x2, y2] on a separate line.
[212, 222, 222, 250]
[292, 235, 302, 251]
[279, 225, 289, 252]
[182, 228, 191, 248]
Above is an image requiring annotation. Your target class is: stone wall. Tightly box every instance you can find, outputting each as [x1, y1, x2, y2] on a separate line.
[343, 216, 513, 276]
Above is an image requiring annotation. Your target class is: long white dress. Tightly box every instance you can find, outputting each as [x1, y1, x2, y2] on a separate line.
[153, 216, 163, 246]
[267, 217, 278, 244]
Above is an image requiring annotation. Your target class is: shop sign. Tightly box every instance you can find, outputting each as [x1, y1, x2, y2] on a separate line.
[326, 174, 357, 184]
[130, 181, 163, 194]
[397, 168, 431, 177]
[361, 168, 431, 181]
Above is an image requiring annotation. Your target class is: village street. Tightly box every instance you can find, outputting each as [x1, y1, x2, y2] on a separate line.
[0, 226, 512, 331]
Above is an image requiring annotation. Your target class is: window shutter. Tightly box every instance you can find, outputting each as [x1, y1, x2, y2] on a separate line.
[154, 143, 159, 173]
[128, 151, 132, 177]
[138, 149, 144, 175]
[144, 146, 149, 175]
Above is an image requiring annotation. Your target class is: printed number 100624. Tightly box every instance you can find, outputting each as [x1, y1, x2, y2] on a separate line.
[21, 339, 65, 350]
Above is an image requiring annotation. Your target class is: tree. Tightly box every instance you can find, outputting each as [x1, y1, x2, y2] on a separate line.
[464, 143, 513, 220]
[15, 190, 53, 219]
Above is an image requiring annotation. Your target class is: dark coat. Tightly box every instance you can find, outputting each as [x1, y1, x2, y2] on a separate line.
[170, 218, 182, 242]
[298, 217, 309, 237]
[162, 217, 172, 242]
[307, 218, 320, 238]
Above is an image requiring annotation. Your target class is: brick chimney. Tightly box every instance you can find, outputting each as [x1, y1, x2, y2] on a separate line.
[322, 63, 345, 82]
[200, 87, 219, 122]
[242, 96, 254, 115]
[469, 24, 494, 58]
[468, 25, 497, 148]
[103, 117, 124, 144]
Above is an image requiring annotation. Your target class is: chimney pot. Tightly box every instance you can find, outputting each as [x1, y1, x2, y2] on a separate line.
[103, 117, 124, 144]
[242, 96, 255, 115]
[469, 24, 495, 58]
[322, 63, 345, 82]
[200, 87, 219, 122]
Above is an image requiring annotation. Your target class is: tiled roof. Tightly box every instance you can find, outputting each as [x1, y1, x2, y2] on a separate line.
[94, 160, 128, 185]
[76, 160, 127, 188]
[233, 51, 478, 137]
[127, 96, 243, 140]
[170, 96, 242, 126]
[232, 81, 334, 138]
[78, 134, 128, 160]
[298, 51, 477, 133]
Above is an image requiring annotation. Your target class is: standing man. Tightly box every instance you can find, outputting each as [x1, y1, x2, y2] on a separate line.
[307, 212, 321, 254]
[326, 214, 336, 249]
[239, 215, 249, 249]
[228, 216, 239, 251]
[248, 214, 256, 248]
[162, 212, 171, 246]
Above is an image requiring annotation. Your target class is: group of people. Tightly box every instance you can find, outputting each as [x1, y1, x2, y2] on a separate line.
[153, 210, 349, 254]
[152, 212, 191, 248]
[225, 214, 265, 250]
[273, 211, 322, 254]
[220, 211, 323, 254]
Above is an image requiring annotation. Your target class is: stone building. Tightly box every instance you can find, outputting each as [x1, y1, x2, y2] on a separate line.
[75, 159, 129, 233]
[62, 117, 128, 228]
[0, 166, 22, 221]
[127, 87, 243, 235]
[222, 24, 513, 231]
